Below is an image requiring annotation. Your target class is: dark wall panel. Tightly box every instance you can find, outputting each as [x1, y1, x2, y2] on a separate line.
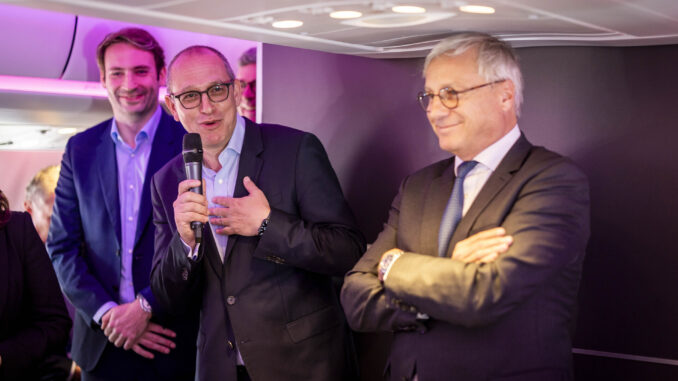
[262, 43, 445, 242]
[518, 45, 678, 369]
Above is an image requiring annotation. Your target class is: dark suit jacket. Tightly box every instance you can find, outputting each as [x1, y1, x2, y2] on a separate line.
[0, 212, 71, 381]
[151, 119, 366, 381]
[341, 135, 590, 381]
[47, 111, 197, 376]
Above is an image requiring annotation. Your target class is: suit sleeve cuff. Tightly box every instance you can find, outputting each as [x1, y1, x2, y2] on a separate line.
[93, 301, 118, 325]
[180, 238, 201, 261]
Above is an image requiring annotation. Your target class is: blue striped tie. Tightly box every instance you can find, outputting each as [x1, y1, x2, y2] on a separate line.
[438, 160, 478, 257]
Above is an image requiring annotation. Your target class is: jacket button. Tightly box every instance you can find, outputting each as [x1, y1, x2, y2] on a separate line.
[226, 295, 236, 305]
[181, 267, 189, 281]
[227, 340, 234, 350]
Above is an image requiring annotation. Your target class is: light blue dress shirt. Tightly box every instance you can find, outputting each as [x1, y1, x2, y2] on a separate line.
[203, 115, 246, 262]
[182, 115, 246, 365]
[93, 107, 161, 324]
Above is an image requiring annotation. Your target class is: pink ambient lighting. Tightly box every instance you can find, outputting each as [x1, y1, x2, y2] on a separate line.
[0, 75, 167, 100]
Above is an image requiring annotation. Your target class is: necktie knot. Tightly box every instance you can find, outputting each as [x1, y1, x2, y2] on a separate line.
[456, 160, 478, 180]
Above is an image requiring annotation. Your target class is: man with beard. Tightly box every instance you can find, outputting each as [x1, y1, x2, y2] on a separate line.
[47, 27, 196, 380]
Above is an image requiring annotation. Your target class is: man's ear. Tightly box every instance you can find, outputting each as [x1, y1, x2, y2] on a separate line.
[165, 95, 180, 122]
[99, 69, 106, 88]
[24, 200, 33, 215]
[499, 79, 515, 112]
[158, 67, 167, 86]
[232, 78, 243, 107]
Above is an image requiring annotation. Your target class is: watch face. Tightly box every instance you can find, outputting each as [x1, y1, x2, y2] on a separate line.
[139, 296, 152, 313]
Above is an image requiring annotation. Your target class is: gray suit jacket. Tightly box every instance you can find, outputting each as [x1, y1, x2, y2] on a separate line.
[341, 135, 590, 381]
[151, 119, 365, 381]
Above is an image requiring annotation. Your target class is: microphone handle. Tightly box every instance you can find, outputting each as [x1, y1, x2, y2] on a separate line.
[184, 161, 203, 243]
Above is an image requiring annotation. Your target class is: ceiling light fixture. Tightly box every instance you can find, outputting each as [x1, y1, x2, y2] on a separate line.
[272, 20, 304, 29]
[459, 5, 495, 14]
[342, 12, 454, 28]
[392, 5, 426, 14]
[330, 10, 363, 19]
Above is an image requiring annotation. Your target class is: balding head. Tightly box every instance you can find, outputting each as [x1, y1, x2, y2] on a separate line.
[167, 46, 235, 93]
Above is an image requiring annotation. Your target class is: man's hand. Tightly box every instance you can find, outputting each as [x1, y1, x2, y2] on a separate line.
[452, 227, 513, 263]
[131, 322, 177, 359]
[210, 176, 270, 236]
[173, 179, 209, 249]
[101, 301, 151, 350]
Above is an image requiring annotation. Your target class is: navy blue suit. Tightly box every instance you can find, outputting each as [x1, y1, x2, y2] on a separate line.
[47, 111, 197, 379]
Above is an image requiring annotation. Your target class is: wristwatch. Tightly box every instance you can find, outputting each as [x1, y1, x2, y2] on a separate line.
[257, 215, 270, 237]
[379, 249, 404, 282]
[137, 294, 152, 314]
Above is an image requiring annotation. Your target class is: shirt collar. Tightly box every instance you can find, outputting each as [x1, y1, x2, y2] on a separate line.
[109, 106, 162, 148]
[455, 124, 521, 175]
[216, 114, 246, 165]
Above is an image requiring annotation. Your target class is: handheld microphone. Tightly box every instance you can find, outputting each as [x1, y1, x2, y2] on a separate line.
[182, 133, 204, 244]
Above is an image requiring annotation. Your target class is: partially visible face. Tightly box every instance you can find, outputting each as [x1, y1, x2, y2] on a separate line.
[166, 50, 242, 153]
[424, 48, 512, 160]
[100, 42, 164, 123]
[25, 192, 55, 243]
[237, 63, 256, 120]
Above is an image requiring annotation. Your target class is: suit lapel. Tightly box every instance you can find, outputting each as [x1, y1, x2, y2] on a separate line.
[203, 222, 224, 279]
[446, 135, 532, 256]
[223, 119, 263, 263]
[96, 121, 121, 245]
[421, 160, 455, 257]
[134, 112, 183, 246]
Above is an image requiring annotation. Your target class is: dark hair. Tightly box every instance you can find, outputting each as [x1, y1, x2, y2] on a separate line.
[97, 27, 165, 79]
[238, 47, 257, 67]
[0, 190, 10, 228]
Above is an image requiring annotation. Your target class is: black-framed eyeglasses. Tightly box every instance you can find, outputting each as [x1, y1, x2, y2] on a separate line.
[169, 81, 234, 109]
[417, 79, 506, 111]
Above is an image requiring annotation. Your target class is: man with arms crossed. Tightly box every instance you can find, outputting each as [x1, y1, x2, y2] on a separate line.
[48, 27, 196, 380]
[150, 45, 365, 381]
[341, 32, 590, 381]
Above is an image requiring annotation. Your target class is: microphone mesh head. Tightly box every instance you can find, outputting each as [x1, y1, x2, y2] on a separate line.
[182, 133, 203, 163]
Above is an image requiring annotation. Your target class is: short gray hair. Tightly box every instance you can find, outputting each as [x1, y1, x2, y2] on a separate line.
[424, 32, 523, 115]
[25, 165, 60, 203]
[167, 45, 236, 91]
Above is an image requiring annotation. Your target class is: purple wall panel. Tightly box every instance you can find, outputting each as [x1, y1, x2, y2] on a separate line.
[261, 43, 447, 242]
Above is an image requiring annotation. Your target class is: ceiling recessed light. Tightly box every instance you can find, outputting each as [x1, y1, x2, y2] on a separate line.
[342, 12, 454, 28]
[392, 5, 426, 14]
[459, 5, 495, 14]
[272, 20, 303, 29]
[330, 10, 362, 19]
